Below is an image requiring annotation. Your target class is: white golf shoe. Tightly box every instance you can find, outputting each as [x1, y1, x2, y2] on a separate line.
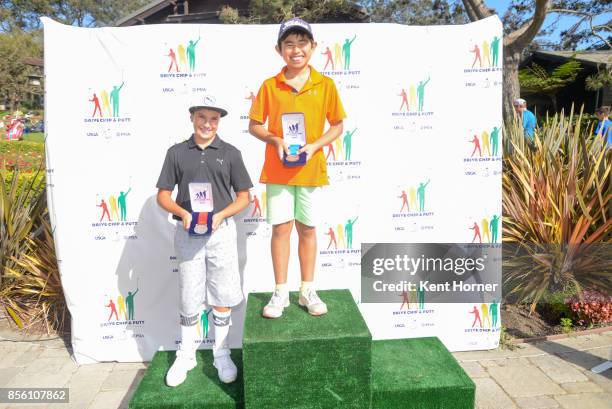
[213, 353, 238, 383]
[262, 289, 290, 318]
[165, 349, 197, 387]
[298, 288, 328, 316]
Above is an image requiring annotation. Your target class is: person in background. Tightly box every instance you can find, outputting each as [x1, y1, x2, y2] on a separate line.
[513, 98, 537, 141]
[594, 106, 611, 148]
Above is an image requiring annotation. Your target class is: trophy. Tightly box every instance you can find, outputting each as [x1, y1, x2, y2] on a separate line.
[188, 182, 214, 236]
[281, 112, 307, 167]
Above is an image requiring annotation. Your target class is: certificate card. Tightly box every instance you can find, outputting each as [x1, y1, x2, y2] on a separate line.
[189, 182, 213, 212]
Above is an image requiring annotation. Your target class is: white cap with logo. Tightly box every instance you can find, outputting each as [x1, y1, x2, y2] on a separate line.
[189, 94, 228, 117]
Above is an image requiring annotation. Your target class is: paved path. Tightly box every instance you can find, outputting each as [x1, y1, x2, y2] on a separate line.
[0, 331, 610, 408]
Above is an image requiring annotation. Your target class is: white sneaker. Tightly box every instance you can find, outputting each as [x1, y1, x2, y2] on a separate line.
[262, 290, 290, 319]
[213, 354, 238, 383]
[165, 349, 197, 387]
[299, 289, 328, 316]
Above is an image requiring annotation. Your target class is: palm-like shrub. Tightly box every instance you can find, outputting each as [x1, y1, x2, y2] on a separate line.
[502, 109, 612, 311]
[0, 168, 67, 333]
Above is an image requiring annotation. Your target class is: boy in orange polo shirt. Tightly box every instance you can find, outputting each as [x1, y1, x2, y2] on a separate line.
[249, 17, 346, 318]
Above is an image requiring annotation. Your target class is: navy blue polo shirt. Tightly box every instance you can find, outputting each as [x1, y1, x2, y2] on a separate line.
[156, 134, 253, 220]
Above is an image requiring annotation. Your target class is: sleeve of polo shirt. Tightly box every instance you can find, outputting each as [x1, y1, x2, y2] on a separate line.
[156, 148, 177, 190]
[229, 148, 254, 193]
[325, 79, 347, 124]
[249, 83, 268, 124]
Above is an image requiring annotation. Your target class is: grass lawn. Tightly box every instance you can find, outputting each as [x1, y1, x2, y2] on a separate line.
[21, 132, 44, 143]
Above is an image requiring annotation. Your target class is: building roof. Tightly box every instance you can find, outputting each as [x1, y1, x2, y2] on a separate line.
[115, 0, 368, 26]
[530, 50, 611, 67]
[115, 0, 174, 27]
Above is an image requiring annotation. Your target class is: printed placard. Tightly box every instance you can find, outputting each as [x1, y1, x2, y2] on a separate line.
[189, 182, 213, 212]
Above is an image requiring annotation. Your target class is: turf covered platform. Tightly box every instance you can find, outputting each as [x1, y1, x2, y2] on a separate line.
[242, 289, 372, 409]
[371, 337, 475, 409]
[130, 290, 476, 408]
[129, 349, 244, 409]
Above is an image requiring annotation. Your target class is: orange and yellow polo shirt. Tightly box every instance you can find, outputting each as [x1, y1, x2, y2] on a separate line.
[249, 66, 346, 186]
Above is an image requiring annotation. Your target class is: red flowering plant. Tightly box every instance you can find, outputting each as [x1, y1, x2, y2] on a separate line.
[566, 289, 612, 326]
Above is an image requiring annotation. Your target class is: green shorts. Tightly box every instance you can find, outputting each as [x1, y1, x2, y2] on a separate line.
[266, 184, 321, 227]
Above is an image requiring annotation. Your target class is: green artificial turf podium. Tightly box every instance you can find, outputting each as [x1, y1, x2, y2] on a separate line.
[370, 338, 475, 409]
[242, 290, 372, 409]
[129, 349, 244, 409]
[130, 291, 476, 409]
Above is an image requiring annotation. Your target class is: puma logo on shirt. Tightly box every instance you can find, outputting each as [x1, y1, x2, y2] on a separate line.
[217, 158, 224, 165]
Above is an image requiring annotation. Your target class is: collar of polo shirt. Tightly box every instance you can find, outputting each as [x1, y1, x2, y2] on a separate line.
[188, 134, 221, 150]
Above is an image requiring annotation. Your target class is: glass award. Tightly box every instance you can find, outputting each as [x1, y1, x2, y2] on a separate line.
[281, 112, 307, 166]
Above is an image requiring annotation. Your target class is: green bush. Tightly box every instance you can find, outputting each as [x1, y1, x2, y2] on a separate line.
[21, 133, 44, 143]
[535, 288, 576, 324]
[0, 140, 45, 156]
[560, 318, 573, 333]
[2, 171, 45, 197]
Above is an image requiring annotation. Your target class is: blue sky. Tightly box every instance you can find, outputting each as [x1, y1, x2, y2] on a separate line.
[485, 0, 611, 48]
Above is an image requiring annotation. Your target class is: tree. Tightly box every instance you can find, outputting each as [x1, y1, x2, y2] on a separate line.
[0, 30, 42, 111]
[362, 0, 467, 25]
[502, 1, 611, 51]
[463, 0, 610, 118]
[518, 59, 581, 111]
[585, 66, 612, 93]
[0, 1, 150, 31]
[220, 0, 367, 24]
[462, 0, 552, 118]
[0, 1, 148, 110]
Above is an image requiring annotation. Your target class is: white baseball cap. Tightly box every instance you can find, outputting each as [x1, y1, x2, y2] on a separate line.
[189, 95, 228, 117]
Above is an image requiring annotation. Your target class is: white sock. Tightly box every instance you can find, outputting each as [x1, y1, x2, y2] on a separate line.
[179, 324, 198, 359]
[300, 281, 314, 295]
[212, 309, 231, 358]
[275, 283, 288, 296]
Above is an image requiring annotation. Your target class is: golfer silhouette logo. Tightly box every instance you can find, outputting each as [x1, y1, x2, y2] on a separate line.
[96, 187, 131, 222]
[165, 35, 201, 72]
[469, 215, 499, 243]
[89, 81, 125, 118]
[467, 36, 500, 68]
[104, 281, 139, 321]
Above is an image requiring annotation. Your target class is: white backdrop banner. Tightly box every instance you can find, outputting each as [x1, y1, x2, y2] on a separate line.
[42, 16, 503, 363]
